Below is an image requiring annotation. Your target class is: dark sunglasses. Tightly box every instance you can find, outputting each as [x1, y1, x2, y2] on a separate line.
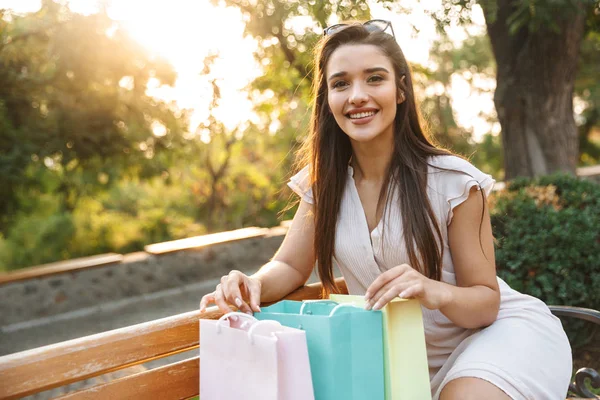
[323, 19, 395, 38]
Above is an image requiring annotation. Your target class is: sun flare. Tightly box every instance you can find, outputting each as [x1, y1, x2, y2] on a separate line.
[4, 0, 494, 140]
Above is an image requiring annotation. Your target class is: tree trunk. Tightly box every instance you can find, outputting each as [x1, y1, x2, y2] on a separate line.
[483, 0, 587, 179]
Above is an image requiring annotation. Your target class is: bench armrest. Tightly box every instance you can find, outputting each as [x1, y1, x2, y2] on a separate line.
[549, 305, 600, 399]
[549, 306, 600, 325]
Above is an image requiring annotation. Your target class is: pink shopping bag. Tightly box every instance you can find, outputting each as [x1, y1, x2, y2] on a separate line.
[200, 312, 315, 400]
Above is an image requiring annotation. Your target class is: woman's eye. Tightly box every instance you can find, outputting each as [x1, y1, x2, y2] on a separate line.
[332, 80, 348, 89]
[368, 75, 384, 83]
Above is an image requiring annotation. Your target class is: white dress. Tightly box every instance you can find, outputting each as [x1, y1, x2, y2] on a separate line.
[288, 155, 572, 400]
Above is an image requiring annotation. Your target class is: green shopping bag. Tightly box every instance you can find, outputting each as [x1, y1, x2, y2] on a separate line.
[330, 295, 431, 400]
[255, 300, 385, 400]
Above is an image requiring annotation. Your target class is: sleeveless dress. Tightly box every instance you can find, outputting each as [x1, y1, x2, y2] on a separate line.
[288, 155, 572, 400]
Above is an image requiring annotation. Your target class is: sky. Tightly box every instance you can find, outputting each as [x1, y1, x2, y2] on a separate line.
[1, 0, 498, 140]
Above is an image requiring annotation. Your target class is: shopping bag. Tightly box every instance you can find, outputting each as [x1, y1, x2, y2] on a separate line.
[200, 312, 314, 400]
[255, 300, 385, 400]
[330, 294, 431, 400]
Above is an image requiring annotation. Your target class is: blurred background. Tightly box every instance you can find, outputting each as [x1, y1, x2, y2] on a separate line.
[0, 0, 598, 271]
[1, 2, 599, 397]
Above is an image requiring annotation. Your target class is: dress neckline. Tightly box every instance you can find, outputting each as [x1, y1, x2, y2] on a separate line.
[348, 165, 384, 238]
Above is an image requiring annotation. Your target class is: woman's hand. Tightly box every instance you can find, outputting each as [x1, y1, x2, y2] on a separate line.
[364, 263, 452, 311]
[199, 270, 262, 314]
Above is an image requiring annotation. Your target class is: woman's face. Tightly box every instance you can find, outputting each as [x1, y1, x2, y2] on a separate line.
[326, 43, 400, 145]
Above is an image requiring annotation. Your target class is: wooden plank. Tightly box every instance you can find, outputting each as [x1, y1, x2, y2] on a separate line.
[0, 310, 208, 400]
[0, 253, 123, 285]
[278, 277, 347, 302]
[0, 279, 344, 400]
[144, 227, 269, 255]
[57, 357, 199, 400]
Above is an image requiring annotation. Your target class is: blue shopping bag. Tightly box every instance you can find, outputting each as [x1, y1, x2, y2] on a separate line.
[255, 300, 385, 400]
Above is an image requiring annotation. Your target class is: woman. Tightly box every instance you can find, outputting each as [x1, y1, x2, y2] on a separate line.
[200, 20, 572, 400]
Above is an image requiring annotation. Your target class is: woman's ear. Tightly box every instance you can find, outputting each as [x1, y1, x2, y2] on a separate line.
[397, 91, 405, 104]
[397, 75, 407, 104]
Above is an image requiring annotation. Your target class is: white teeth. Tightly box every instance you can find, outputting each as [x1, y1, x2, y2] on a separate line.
[349, 111, 376, 119]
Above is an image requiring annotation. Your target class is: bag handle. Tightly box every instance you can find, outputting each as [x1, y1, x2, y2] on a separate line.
[246, 320, 283, 344]
[216, 312, 257, 334]
[299, 300, 338, 315]
[328, 303, 362, 317]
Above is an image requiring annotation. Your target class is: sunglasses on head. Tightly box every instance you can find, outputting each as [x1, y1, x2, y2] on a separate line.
[323, 19, 395, 38]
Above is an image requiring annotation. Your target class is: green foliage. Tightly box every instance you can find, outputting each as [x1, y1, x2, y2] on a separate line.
[0, 173, 207, 271]
[490, 174, 600, 343]
[0, 203, 75, 269]
[430, 0, 597, 33]
[576, 29, 600, 165]
[412, 31, 500, 166]
[469, 133, 504, 179]
[0, 3, 188, 229]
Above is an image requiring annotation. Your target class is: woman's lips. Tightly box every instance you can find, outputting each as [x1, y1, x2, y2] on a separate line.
[347, 110, 378, 125]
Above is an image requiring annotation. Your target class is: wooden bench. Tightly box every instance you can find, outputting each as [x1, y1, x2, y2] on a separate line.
[0, 279, 598, 400]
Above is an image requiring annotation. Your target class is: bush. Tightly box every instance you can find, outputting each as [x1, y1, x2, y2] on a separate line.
[490, 173, 600, 346]
[0, 177, 207, 271]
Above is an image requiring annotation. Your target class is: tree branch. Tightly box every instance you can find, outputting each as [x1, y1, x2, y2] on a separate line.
[274, 31, 309, 80]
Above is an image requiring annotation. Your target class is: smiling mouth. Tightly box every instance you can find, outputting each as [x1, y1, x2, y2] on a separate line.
[347, 110, 378, 119]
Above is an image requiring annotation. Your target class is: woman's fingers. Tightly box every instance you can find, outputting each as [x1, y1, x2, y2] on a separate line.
[200, 271, 262, 314]
[199, 292, 215, 313]
[213, 284, 234, 314]
[365, 278, 397, 309]
[223, 271, 253, 313]
[246, 279, 262, 313]
[398, 281, 424, 300]
[365, 263, 412, 300]
[369, 280, 420, 310]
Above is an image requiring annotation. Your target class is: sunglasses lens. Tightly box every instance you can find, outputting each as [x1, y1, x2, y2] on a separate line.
[364, 20, 389, 33]
[324, 20, 393, 37]
[324, 24, 347, 36]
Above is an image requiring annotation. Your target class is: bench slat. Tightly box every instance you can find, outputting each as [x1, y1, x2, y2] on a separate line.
[57, 357, 199, 400]
[0, 310, 211, 400]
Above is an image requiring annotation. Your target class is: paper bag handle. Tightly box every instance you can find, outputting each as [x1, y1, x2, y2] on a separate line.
[299, 300, 338, 315]
[328, 303, 362, 317]
[246, 320, 283, 344]
[216, 312, 257, 334]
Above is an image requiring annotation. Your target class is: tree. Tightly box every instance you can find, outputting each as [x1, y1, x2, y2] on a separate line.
[194, 54, 241, 229]
[429, 0, 598, 178]
[0, 1, 187, 229]
[412, 32, 497, 155]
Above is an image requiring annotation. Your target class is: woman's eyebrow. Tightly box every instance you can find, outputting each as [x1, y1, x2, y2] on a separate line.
[328, 67, 390, 81]
[328, 71, 347, 81]
[365, 67, 389, 74]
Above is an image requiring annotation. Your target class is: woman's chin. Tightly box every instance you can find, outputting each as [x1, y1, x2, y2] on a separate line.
[344, 127, 392, 144]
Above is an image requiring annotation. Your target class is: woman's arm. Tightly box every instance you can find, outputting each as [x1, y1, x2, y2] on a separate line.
[364, 186, 500, 330]
[253, 199, 317, 303]
[441, 186, 500, 328]
[200, 199, 316, 313]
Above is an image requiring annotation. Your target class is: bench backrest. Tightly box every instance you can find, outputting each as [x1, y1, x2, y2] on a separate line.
[0, 280, 347, 400]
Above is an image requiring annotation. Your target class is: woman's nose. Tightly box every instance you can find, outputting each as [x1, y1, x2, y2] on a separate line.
[349, 84, 369, 105]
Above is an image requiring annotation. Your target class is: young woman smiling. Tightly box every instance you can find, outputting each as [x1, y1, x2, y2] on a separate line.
[200, 20, 572, 400]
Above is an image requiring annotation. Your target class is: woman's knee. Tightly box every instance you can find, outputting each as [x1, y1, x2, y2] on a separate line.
[439, 377, 512, 400]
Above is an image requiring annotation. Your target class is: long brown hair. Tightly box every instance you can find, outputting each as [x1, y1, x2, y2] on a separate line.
[297, 24, 452, 296]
